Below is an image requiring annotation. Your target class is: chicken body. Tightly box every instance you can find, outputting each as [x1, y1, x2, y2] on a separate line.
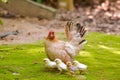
[45, 39, 73, 63]
[45, 22, 87, 63]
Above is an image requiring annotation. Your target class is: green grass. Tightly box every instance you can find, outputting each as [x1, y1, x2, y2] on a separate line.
[0, 32, 120, 80]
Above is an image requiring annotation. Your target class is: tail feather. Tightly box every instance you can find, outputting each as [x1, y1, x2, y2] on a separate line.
[65, 21, 87, 45]
[65, 21, 87, 56]
[76, 23, 87, 38]
[66, 21, 73, 31]
[79, 40, 86, 45]
[81, 29, 87, 38]
[65, 21, 74, 40]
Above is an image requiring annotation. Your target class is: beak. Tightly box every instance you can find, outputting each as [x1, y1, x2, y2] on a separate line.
[50, 34, 54, 38]
[54, 60, 57, 62]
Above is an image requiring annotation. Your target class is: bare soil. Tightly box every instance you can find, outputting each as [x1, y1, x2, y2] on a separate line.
[0, 0, 120, 45]
[0, 17, 65, 45]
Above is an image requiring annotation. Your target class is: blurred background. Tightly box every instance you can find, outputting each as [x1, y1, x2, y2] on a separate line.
[0, 0, 120, 44]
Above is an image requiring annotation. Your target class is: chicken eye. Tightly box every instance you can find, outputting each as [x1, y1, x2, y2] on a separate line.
[51, 32, 54, 34]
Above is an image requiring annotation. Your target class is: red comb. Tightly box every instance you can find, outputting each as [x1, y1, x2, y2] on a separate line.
[49, 30, 54, 32]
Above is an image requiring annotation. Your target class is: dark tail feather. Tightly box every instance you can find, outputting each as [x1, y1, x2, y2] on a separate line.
[65, 21, 74, 40]
[76, 23, 82, 32]
[67, 21, 73, 31]
[81, 30, 87, 37]
[79, 40, 86, 45]
[76, 23, 87, 38]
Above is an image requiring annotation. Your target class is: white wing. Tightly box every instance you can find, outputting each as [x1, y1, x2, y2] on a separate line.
[65, 42, 76, 58]
[59, 63, 67, 70]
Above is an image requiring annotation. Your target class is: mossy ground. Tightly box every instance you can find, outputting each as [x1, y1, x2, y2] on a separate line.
[0, 32, 120, 80]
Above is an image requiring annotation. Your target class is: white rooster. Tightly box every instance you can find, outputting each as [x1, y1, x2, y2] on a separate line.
[45, 21, 87, 63]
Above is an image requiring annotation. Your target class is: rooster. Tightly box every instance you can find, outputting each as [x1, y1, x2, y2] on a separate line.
[45, 21, 87, 63]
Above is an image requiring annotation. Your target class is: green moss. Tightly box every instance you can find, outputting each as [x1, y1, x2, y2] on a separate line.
[0, 32, 120, 80]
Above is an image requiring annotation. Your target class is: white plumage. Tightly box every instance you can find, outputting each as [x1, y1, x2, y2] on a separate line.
[45, 22, 87, 63]
[54, 58, 68, 73]
[65, 42, 76, 57]
[43, 58, 57, 69]
[73, 60, 87, 74]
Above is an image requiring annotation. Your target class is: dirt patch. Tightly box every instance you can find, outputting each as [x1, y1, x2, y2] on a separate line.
[0, 18, 63, 45]
[0, 14, 119, 45]
[0, 1, 120, 45]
